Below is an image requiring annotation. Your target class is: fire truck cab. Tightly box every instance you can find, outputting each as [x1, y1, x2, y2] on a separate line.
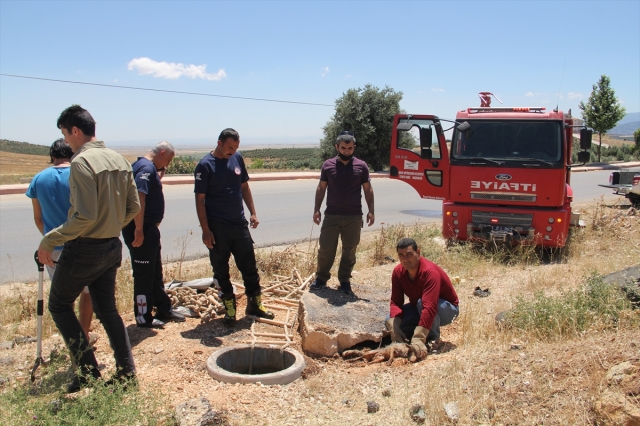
[389, 97, 592, 248]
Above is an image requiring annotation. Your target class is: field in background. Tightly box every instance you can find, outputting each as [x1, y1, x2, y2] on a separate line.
[0, 152, 50, 185]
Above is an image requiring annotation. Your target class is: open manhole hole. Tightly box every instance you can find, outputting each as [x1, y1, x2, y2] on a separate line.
[207, 345, 305, 385]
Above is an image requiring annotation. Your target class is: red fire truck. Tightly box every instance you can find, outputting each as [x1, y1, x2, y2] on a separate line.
[389, 93, 592, 248]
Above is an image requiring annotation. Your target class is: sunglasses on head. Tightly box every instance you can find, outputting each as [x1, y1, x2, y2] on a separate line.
[338, 131, 354, 136]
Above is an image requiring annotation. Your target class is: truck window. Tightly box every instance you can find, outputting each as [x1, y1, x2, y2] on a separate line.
[397, 119, 441, 159]
[452, 120, 562, 163]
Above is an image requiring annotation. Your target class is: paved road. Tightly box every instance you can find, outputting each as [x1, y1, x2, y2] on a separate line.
[0, 170, 620, 283]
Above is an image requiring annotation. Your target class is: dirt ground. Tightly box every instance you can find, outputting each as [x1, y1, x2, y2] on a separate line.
[2, 258, 639, 425]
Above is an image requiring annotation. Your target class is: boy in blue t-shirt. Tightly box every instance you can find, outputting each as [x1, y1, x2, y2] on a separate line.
[26, 139, 94, 338]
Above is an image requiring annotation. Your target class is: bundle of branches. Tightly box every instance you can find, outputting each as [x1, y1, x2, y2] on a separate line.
[166, 287, 225, 323]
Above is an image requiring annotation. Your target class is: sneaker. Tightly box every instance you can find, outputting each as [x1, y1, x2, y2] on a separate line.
[309, 279, 326, 291]
[155, 309, 186, 323]
[473, 286, 491, 297]
[88, 332, 100, 347]
[66, 370, 100, 394]
[104, 372, 138, 391]
[66, 375, 90, 393]
[338, 282, 352, 295]
[245, 295, 275, 320]
[222, 295, 237, 326]
[137, 319, 165, 329]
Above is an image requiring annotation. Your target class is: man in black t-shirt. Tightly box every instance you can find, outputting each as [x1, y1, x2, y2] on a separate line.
[194, 128, 273, 325]
[122, 141, 185, 328]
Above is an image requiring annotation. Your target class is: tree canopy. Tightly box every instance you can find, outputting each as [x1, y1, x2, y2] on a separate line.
[578, 75, 626, 162]
[319, 84, 414, 170]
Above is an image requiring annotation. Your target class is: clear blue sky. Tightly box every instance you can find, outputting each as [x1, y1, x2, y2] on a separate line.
[1, 1, 638, 147]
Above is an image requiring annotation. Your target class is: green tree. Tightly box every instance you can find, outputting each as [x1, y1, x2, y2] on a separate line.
[634, 128, 640, 151]
[320, 84, 414, 171]
[578, 75, 626, 162]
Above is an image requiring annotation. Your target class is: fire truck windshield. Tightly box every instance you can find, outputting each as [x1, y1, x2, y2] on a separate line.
[451, 120, 562, 166]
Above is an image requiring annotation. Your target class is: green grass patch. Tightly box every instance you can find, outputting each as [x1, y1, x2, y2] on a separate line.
[504, 273, 638, 339]
[0, 359, 174, 425]
[0, 139, 50, 156]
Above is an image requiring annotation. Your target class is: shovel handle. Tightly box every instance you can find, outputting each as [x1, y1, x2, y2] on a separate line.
[34, 251, 44, 272]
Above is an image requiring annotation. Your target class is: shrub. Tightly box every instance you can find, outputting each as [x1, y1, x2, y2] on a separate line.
[504, 273, 636, 339]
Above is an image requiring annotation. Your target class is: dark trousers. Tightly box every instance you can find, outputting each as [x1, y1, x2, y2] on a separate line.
[398, 298, 459, 342]
[48, 237, 135, 377]
[122, 221, 171, 325]
[207, 219, 261, 298]
[316, 214, 362, 283]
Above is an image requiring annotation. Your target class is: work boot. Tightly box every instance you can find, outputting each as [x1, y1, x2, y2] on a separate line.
[338, 281, 353, 295]
[222, 295, 237, 326]
[309, 278, 326, 291]
[245, 295, 275, 320]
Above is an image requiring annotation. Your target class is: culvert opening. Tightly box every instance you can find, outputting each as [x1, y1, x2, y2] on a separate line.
[207, 345, 305, 385]
[217, 347, 296, 375]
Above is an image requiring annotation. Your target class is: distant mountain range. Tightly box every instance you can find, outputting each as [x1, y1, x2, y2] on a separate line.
[610, 112, 640, 135]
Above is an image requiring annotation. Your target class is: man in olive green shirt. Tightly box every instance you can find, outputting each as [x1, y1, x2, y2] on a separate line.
[38, 105, 140, 393]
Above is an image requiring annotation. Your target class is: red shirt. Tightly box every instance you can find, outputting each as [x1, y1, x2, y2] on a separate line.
[390, 257, 459, 329]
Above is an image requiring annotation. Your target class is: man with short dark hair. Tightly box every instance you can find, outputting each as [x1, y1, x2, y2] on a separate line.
[386, 238, 459, 360]
[122, 141, 184, 328]
[27, 139, 94, 338]
[38, 105, 140, 392]
[194, 128, 274, 326]
[310, 131, 374, 294]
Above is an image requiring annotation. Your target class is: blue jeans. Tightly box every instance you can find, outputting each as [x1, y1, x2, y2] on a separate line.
[48, 237, 135, 378]
[398, 298, 459, 341]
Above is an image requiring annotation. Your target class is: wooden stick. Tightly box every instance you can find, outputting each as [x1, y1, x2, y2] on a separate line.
[262, 303, 289, 311]
[294, 268, 304, 287]
[247, 316, 286, 326]
[272, 299, 298, 307]
[254, 332, 290, 339]
[242, 340, 289, 345]
[298, 273, 314, 291]
[262, 283, 284, 293]
[284, 288, 302, 299]
[284, 309, 291, 342]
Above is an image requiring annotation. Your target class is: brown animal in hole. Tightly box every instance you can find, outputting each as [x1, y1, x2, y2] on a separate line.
[342, 343, 422, 364]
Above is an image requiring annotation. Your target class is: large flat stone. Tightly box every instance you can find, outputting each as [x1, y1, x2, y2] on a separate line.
[298, 285, 389, 357]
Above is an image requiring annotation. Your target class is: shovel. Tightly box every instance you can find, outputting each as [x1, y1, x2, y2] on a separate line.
[30, 251, 46, 382]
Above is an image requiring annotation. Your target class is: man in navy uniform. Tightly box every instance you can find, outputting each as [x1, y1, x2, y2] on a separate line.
[122, 141, 185, 328]
[194, 128, 273, 325]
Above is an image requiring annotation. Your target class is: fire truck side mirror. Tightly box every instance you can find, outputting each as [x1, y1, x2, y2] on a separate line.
[419, 127, 433, 149]
[579, 128, 592, 150]
[419, 127, 433, 160]
[577, 151, 590, 164]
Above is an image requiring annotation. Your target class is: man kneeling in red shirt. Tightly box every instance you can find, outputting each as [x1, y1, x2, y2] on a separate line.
[386, 238, 459, 360]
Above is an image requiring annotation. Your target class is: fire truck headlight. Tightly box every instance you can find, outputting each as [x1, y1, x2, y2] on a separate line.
[453, 220, 459, 226]
[452, 212, 458, 217]
[544, 234, 551, 240]
[454, 229, 459, 234]
[548, 217, 554, 224]
[546, 226, 552, 232]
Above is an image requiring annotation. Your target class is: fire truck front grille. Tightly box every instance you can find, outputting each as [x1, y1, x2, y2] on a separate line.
[471, 192, 537, 202]
[471, 211, 534, 228]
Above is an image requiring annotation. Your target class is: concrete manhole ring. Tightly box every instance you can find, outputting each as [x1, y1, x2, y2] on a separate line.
[207, 345, 305, 385]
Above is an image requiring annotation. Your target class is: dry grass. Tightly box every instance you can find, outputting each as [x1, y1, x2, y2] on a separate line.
[0, 151, 138, 185]
[1, 198, 639, 424]
[0, 152, 50, 184]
